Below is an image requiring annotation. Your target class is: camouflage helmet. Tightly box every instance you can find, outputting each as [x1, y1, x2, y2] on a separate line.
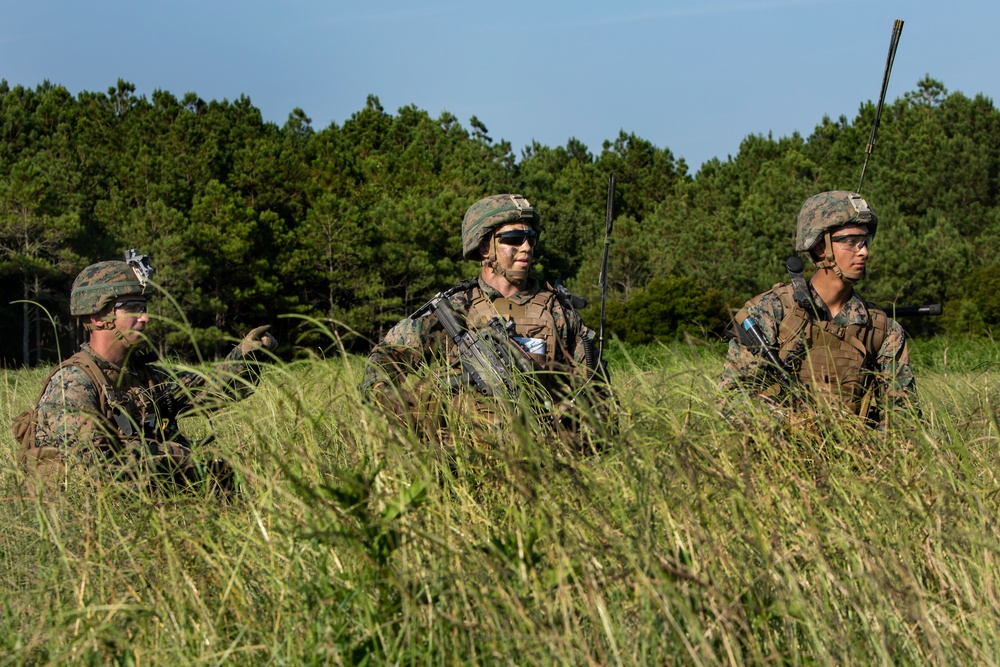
[461, 194, 540, 260]
[70, 249, 155, 316]
[795, 191, 877, 252]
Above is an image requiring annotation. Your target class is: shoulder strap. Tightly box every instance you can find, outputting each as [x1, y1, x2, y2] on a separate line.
[866, 304, 890, 361]
[16, 351, 113, 450]
[62, 351, 113, 413]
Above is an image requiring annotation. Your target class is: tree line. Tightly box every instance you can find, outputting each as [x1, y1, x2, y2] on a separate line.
[2, 76, 998, 366]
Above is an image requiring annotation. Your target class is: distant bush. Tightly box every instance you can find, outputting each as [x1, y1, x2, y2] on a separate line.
[594, 275, 729, 345]
[940, 264, 1000, 336]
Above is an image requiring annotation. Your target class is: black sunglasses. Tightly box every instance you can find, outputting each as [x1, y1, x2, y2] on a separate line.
[496, 229, 539, 247]
[114, 300, 148, 315]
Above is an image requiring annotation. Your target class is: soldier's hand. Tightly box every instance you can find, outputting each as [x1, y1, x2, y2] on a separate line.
[241, 325, 278, 355]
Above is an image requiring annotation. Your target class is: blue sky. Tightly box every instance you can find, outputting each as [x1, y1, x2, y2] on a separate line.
[3, 0, 997, 171]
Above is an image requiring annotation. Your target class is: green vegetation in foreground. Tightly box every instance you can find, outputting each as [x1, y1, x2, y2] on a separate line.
[2, 336, 1000, 664]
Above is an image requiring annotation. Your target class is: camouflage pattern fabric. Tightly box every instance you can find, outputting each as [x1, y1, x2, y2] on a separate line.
[70, 260, 150, 316]
[462, 194, 539, 260]
[361, 277, 609, 442]
[720, 284, 917, 427]
[28, 341, 263, 486]
[795, 191, 877, 252]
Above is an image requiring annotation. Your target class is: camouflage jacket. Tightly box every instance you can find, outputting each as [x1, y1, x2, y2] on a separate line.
[719, 283, 917, 421]
[360, 277, 599, 400]
[31, 342, 262, 464]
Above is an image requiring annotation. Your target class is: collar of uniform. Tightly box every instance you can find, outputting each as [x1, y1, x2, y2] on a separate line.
[805, 284, 870, 326]
[476, 276, 540, 304]
[80, 342, 125, 374]
[831, 293, 871, 327]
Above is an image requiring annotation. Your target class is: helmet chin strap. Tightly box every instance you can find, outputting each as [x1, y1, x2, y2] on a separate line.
[812, 231, 864, 284]
[84, 317, 117, 332]
[113, 328, 138, 350]
[85, 314, 140, 349]
[482, 235, 530, 285]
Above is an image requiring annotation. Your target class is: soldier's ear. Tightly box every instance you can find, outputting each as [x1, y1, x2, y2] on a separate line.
[479, 238, 490, 258]
[94, 306, 114, 323]
[810, 243, 825, 262]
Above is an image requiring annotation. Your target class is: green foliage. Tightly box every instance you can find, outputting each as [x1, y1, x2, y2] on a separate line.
[4, 75, 1000, 364]
[942, 264, 1000, 336]
[592, 275, 729, 345]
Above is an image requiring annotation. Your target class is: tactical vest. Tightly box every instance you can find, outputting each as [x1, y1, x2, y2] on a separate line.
[737, 283, 889, 416]
[15, 349, 167, 459]
[465, 286, 561, 370]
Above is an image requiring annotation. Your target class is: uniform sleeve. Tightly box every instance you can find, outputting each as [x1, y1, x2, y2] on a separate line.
[361, 317, 433, 393]
[718, 293, 784, 394]
[359, 300, 462, 398]
[34, 366, 112, 452]
[160, 344, 266, 408]
[877, 319, 919, 416]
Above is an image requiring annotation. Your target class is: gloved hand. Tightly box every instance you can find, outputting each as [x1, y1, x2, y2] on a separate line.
[240, 325, 278, 355]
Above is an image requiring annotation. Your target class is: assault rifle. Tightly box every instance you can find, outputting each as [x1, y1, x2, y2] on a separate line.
[112, 383, 192, 444]
[428, 298, 533, 400]
[738, 316, 792, 385]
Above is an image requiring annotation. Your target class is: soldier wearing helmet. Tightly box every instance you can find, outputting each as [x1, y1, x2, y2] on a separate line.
[15, 250, 278, 493]
[719, 191, 917, 427]
[360, 194, 611, 443]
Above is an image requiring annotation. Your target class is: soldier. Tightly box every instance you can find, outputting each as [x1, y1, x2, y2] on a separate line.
[720, 191, 917, 427]
[14, 249, 277, 492]
[360, 194, 611, 442]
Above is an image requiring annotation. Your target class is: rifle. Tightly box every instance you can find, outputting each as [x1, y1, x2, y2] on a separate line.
[857, 19, 904, 193]
[876, 303, 942, 317]
[597, 173, 616, 363]
[429, 298, 532, 400]
[738, 316, 792, 385]
[112, 383, 192, 444]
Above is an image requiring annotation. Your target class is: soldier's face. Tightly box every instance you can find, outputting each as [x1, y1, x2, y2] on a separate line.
[110, 298, 149, 342]
[491, 222, 535, 275]
[829, 224, 870, 281]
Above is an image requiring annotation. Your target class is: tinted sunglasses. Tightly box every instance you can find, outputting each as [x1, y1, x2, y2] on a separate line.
[114, 300, 148, 315]
[496, 229, 539, 247]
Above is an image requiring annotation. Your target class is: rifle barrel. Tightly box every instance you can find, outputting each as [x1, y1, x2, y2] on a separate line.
[878, 303, 942, 317]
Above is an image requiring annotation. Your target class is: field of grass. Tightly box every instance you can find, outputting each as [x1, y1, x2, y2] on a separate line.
[2, 335, 1000, 665]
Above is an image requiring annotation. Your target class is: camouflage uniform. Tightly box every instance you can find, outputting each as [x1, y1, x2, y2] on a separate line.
[719, 283, 917, 424]
[360, 194, 609, 439]
[15, 250, 275, 489]
[361, 276, 598, 396]
[719, 191, 918, 426]
[26, 341, 266, 483]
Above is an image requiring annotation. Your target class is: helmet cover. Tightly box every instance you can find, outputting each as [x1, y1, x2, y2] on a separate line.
[795, 191, 877, 252]
[70, 249, 155, 316]
[461, 194, 539, 260]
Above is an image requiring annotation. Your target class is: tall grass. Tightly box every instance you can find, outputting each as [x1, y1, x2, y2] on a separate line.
[2, 335, 999, 665]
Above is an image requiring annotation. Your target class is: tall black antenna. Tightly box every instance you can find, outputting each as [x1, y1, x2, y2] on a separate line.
[857, 19, 904, 193]
[597, 173, 615, 363]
